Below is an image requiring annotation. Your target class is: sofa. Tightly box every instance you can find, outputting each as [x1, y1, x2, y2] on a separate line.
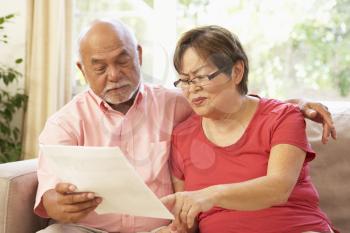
[0, 101, 349, 233]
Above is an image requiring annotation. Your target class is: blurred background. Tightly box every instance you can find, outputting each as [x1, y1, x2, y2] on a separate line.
[0, 0, 349, 161]
[72, 0, 350, 100]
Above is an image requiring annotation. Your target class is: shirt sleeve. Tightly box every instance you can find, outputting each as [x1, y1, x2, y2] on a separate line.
[34, 119, 78, 218]
[170, 134, 185, 180]
[270, 104, 316, 162]
[173, 92, 193, 127]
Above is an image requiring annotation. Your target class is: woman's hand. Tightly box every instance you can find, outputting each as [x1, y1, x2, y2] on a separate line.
[153, 225, 175, 233]
[153, 223, 188, 233]
[161, 188, 216, 229]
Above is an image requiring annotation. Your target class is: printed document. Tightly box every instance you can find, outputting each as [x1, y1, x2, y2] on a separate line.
[40, 145, 174, 219]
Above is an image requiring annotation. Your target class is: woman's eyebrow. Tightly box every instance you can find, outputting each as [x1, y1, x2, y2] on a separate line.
[179, 64, 209, 76]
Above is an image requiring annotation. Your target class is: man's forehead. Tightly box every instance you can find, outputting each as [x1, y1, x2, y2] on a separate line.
[78, 20, 136, 60]
[89, 48, 129, 63]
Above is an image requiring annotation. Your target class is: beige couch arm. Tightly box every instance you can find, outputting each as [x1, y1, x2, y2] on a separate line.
[0, 159, 48, 233]
[307, 101, 350, 232]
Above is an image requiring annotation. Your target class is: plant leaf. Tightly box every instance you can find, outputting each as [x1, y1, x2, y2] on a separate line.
[5, 14, 15, 19]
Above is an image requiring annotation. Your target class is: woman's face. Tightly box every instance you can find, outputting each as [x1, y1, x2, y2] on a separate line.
[179, 48, 243, 118]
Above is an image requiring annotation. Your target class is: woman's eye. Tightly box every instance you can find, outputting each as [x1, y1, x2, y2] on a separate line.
[195, 75, 207, 80]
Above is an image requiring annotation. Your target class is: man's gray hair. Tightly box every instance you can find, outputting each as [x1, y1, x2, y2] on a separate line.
[76, 18, 138, 62]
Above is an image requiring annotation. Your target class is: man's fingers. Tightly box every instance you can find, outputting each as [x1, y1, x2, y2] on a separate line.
[307, 103, 337, 142]
[331, 126, 337, 140]
[55, 183, 77, 194]
[322, 123, 330, 144]
[62, 192, 96, 205]
[305, 108, 317, 119]
[313, 103, 333, 126]
[64, 197, 102, 213]
[65, 205, 98, 223]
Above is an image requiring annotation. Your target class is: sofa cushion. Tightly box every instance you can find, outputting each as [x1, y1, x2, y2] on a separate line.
[0, 159, 48, 233]
[307, 101, 350, 233]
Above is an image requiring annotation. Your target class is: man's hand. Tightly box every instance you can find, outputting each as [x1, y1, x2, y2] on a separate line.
[42, 183, 102, 223]
[287, 99, 337, 144]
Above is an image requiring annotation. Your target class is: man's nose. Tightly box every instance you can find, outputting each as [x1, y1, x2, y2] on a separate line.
[107, 66, 120, 81]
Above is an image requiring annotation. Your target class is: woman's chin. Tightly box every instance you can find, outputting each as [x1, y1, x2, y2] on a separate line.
[192, 106, 211, 117]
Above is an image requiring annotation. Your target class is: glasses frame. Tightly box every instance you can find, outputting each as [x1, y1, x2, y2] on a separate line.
[173, 66, 230, 89]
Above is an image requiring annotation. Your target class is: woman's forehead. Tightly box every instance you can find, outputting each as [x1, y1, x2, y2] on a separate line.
[181, 48, 215, 73]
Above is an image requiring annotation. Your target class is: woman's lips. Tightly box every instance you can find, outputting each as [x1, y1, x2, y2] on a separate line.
[191, 97, 207, 106]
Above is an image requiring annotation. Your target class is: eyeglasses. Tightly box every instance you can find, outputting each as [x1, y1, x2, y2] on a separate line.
[173, 66, 230, 90]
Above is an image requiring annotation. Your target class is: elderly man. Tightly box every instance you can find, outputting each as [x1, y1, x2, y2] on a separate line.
[34, 19, 336, 233]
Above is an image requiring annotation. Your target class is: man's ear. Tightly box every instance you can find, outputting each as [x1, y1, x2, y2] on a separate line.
[76, 62, 88, 83]
[231, 60, 244, 85]
[137, 45, 143, 66]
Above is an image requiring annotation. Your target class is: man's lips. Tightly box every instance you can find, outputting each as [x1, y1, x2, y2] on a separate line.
[106, 85, 129, 92]
[191, 97, 207, 106]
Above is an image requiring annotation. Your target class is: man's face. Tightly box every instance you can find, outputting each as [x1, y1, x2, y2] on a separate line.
[78, 30, 142, 105]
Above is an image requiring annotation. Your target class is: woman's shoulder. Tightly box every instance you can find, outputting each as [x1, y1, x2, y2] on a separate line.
[259, 97, 303, 119]
[172, 113, 201, 136]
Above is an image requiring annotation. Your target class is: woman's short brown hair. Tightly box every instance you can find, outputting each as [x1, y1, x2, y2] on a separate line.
[173, 25, 249, 95]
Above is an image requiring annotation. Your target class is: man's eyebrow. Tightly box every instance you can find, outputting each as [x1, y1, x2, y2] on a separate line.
[179, 64, 209, 76]
[91, 58, 105, 65]
[118, 49, 129, 57]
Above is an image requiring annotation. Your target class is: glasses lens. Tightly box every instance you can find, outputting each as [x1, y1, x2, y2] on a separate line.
[194, 76, 210, 87]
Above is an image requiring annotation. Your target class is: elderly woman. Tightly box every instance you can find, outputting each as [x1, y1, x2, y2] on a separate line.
[162, 25, 337, 233]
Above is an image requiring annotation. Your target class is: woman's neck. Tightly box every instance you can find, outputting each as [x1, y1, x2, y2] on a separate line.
[203, 95, 250, 128]
[202, 95, 259, 146]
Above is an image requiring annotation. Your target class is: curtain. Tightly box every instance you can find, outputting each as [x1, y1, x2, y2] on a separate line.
[22, 0, 73, 159]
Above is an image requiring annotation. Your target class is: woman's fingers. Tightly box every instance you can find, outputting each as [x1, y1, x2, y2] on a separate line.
[186, 205, 201, 229]
[180, 201, 191, 225]
[173, 193, 185, 226]
[162, 191, 205, 230]
[161, 194, 176, 210]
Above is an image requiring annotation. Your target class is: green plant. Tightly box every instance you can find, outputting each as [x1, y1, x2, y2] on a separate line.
[0, 14, 28, 163]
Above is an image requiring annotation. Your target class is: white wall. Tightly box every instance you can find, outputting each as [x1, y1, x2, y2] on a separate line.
[0, 0, 27, 131]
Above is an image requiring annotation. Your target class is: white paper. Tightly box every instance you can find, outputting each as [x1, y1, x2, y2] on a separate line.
[40, 145, 174, 220]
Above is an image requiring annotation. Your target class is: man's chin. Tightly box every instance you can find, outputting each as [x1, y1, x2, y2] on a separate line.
[103, 85, 139, 105]
[104, 92, 136, 105]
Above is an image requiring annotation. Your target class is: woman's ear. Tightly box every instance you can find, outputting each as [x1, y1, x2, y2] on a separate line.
[231, 60, 244, 85]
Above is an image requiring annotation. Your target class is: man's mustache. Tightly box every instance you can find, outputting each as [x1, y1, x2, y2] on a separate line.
[102, 81, 131, 93]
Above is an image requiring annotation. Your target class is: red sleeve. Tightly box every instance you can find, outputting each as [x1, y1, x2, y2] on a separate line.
[270, 104, 316, 162]
[170, 134, 185, 180]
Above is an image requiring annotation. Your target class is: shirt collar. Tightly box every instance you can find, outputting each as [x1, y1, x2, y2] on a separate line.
[88, 82, 145, 113]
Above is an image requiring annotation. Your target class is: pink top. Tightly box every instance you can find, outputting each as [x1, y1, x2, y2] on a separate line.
[171, 98, 337, 233]
[34, 83, 192, 233]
